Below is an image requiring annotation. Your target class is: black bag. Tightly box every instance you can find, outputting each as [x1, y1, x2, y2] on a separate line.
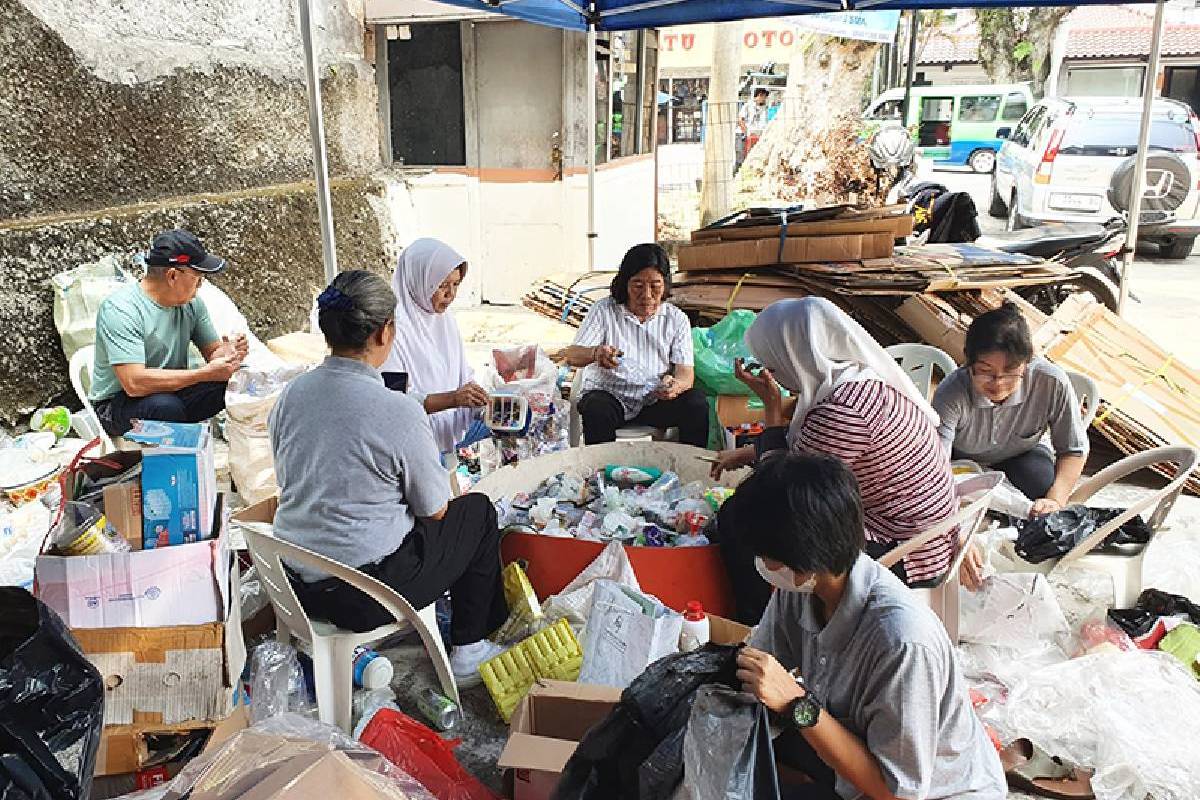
[1014, 505, 1152, 565]
[552, 644, 780, 800]
[1108, 588, 1200, 638]
[0, 588, 104, 800]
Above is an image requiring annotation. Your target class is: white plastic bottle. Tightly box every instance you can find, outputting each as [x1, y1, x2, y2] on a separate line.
[679, 600, 711, 652]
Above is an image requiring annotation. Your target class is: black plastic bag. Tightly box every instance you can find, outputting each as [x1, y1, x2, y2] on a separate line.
[1108, 588, 1200, 638]
[1014, 505, 1152, 564]
[0, 588, 104, 800]
[553, 644, 779, 800]
[674, 686, 780, 800]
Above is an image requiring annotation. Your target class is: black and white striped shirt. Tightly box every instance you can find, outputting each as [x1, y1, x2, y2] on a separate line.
[573, 297, 694, 420]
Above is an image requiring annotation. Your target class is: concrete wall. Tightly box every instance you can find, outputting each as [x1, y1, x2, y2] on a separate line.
[0, 0, 386, 423]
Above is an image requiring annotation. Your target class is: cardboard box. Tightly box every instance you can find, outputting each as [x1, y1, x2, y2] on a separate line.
[103, 481, 143, 551]
[35, 529, 229, 628]
[94, 720, 215, 777]
[895, 294, 969, 364]
[128, 421, 216, 549]
[498, 681, 623, 800]
[677, 232, 894, 271]
[74, 623, 229, 727]
[708, 614, 752, 645]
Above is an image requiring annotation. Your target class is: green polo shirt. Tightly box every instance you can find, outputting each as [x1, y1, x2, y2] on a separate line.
[89, 284, 220, 403]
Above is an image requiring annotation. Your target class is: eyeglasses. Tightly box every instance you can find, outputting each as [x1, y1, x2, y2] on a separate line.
[969, 364, 1026, 385]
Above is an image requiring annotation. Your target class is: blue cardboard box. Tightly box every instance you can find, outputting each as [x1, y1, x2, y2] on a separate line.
[126, 421, 217, 549]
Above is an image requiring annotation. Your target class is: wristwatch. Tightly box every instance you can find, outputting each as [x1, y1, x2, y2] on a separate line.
[784, 670, 821, 729]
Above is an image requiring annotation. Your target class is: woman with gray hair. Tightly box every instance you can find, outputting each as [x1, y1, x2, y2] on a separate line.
[268, 270, 508, 686]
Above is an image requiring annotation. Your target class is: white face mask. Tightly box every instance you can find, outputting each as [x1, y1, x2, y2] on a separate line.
[755, 557, 816, 594]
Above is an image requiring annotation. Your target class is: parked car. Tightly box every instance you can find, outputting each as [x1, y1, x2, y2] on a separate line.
[991, 96, 1200, 259]
[864, 84, 1034, 173]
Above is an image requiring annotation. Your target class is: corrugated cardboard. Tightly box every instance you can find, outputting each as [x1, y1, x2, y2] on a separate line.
[677, 233, 894, 271]
[895, 294, 969, 364]
[498, 681, 622, 800]
[74, 623, 228, 727]
[35, 529, 228, 629]
[94, 721, 214, 777]
[103, 481, 143, 551]
[708, 614, 752, 645]
[131, 421, 216, 549]
[690, 214, 913, 241]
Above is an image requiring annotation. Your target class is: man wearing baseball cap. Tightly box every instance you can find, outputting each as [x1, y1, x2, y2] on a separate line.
[89, 229, 249, 436]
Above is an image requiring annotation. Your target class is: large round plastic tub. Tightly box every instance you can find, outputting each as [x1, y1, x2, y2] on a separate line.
[472, 442, 748, 617]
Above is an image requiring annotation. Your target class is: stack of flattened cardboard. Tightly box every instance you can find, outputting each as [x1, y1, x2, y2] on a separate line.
[1032, 295, 1200, 493]
[521, 272, 613, 329]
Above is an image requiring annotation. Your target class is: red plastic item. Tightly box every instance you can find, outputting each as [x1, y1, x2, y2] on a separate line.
[499, 532, 735, 617]
[684, 600, 706, 622]
[358, 707, 498, 800]
[134, 766, 170, 790]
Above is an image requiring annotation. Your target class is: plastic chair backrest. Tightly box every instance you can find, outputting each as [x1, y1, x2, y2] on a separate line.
[243, 525, 421, 639]
[886, 343, 958, 400]
[1061, 445, 1199, 563]
[1066, 370, 1100, 429]
[69, 345, 114, 452]
[876, 471, 1004, 586]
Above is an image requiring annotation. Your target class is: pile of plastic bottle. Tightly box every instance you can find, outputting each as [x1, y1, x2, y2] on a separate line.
[496, 466, 734, 547]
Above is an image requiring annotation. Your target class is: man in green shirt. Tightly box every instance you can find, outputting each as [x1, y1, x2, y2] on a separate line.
[90, 230, 248, 436]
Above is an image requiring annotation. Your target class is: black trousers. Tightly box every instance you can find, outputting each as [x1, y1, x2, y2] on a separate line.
[776, 730, 839, 800]
[579, 387, 710, 448]
[294, 493, 509, 646]
[95, 381, 228, 437]
[991, 446, 1056, 501]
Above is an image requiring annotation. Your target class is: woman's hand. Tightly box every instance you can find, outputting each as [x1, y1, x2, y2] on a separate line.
[736, 646, 804, 714]
[710, 445, 755, 480]
[958, 542, 986, 593]
[592, 344, 622, 370]
[453, 382, 489, 408]
[735, 358, 783, 415]
[1030, 497, 1062, 517]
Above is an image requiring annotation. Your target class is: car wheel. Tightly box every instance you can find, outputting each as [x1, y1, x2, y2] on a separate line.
[987, 173, 1008, 218]
[1160, 236, 1195, 259]
[969, 149, 996, 174]
[1005, 192, 1025, 231]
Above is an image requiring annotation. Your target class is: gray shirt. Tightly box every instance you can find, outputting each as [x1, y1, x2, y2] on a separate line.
[750, 555, 1006, 800]
[268, 356, 451, 581]
[931, 357, 1089, 465]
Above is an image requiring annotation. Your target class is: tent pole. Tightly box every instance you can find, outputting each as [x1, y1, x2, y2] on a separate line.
[587, 20, 597, 273]
[298, 0, 338, 282]
[1119, 0, 1167, 315]
[900, 10, 919, 123]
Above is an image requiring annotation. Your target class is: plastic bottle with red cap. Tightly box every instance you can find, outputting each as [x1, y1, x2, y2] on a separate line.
[679, 600, 711, 652]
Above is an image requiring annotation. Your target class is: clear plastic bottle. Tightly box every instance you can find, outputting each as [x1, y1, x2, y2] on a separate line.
[679, 600, 711, 652]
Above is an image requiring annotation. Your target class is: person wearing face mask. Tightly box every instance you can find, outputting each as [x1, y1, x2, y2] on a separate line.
[711, 297, 958, 625]
[730, 453, 1006, 800]
[561, 243, 709, 447]
[268, 271, 508, 686]
[933, 302, 1088, 591]
[382, 238, 489, 455]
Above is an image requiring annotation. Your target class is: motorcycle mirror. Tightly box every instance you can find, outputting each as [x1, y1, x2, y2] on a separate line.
[996, 127, 1012, 140]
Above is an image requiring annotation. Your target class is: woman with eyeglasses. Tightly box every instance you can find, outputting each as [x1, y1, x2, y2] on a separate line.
[932, 302, 1089, 514]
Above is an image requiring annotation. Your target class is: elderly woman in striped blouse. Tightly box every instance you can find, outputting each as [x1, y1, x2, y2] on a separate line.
[711, 297, 959, 625]
[561, 243, 710, 448]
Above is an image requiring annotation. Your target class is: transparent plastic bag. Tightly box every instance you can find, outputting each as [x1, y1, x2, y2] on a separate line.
[959, 572, 1070, 648]
[247, 640, 315, 723]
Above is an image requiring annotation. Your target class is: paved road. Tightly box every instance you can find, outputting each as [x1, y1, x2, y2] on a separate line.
[934, 168, 1200, 368]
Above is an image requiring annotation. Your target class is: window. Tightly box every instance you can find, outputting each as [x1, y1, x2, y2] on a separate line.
[596, 31, 657, 163]
[1010, 106, 1044, 148]
[959, 95, 1001, 123]
[660, 77, 708, 144]
[868, 99, 903, 121]
[386, 22, 466, 166]
[1065, 66, 1146, 98]
[1001, 93, 1029, 121]
[1059, 115, 1198, 155]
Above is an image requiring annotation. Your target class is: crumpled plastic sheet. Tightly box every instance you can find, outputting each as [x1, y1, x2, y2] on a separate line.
[959, 572, 1070, 649]
[542, 541, 642, 633]
[247, 640, 315, 723]
[238, 565, 270, 623]
[670, 685, 780, 800]
[1003, 651, 1200, 800]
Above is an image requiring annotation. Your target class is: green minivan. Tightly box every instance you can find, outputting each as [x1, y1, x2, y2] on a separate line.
[864, 84, 1035, 173]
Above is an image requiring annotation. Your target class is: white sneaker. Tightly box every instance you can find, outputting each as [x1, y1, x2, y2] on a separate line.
[450, 640, 507, 688]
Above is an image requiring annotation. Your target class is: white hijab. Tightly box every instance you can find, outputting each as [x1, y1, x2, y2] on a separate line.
[745, 297, 939, 446]
[382, 238, 474, 452]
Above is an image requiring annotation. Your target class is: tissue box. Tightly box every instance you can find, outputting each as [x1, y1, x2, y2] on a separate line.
[127, 421, 216, 549]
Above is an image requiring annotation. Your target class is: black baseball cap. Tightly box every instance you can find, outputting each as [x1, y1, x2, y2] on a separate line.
[145, 230, 227, 274]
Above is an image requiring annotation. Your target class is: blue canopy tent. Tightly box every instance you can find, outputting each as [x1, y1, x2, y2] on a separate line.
[298, 0, 1167, 312]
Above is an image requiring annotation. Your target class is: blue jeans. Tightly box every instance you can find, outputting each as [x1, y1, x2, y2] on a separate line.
[95, 381, 228, 437]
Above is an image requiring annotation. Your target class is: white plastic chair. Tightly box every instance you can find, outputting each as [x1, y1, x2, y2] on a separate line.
[998, 446, 1198, 608]
[242, 524, 458, 733]
[568, 369, 678, 447]
[878, 471, 1004, 642]
[1066, 370, 1100, 430]
[69, 345, 115, 453]
[886, 343, 958, 400]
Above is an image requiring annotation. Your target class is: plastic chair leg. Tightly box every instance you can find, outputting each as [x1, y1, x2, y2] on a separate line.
[416, 604, 460, 705]
[311, 636, 359, 733]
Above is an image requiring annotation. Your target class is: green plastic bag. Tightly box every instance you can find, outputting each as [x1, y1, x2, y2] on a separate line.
[693, 310, 758, 397]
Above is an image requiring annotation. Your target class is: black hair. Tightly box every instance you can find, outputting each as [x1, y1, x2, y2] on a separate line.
[317, 270, 396, 352]
[964, 301, 1034, 367]
[610, 243, 672, 305]
[753, 87, 769, 98]
[725, 453, 864, 576]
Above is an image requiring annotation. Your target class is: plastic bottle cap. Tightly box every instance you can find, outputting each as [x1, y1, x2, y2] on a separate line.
[684, 600, 706, 621]
[359, 654, 394, 690]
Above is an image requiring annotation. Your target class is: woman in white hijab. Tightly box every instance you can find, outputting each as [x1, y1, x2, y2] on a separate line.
[712, 297, 958, 624]
[382, 238, 488, 453]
